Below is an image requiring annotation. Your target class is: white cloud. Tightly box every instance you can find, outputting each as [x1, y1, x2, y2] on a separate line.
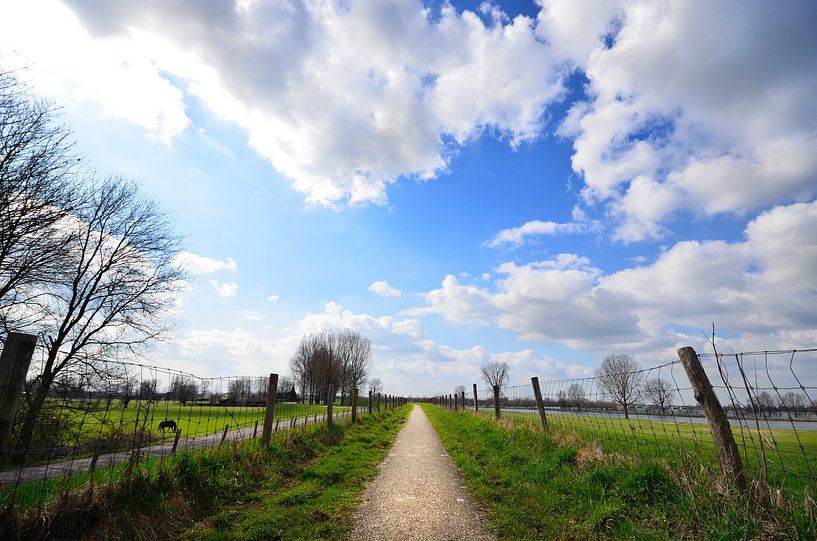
[368, 280, 401, 298]
[413, 200, 817, 354]
[538, 0, 817, 240]
[156, 301, 595, 394]
[173, 251, 238, 275]
[8, 0, 565, 207]
[266, 294, 280, 303]
[0, 1, 189, 143]
[241, 310, 263, 321]
[485, 219, 594, 248]
[208, 279, 238, 298]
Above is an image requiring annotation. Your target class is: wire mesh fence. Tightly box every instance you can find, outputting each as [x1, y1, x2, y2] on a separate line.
[0, 344, 404, 512]
[434, 348, 817, 496]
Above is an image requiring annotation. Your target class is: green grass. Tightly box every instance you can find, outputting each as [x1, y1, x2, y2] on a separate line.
[2, 399, 351, 472]
[178, 405, 410, 540]
[498, 410, 817, 493]
[64, 399, 349, 440]
[424, 405, 817, 541]
[1, 406, 409, 540]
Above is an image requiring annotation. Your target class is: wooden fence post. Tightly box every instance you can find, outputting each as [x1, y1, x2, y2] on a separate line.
[460, 390, 465, 412]
[351, 387, 359, 423]
[678, 346, 746, 491]
[221, 424, 230, 444]
[327, 384, 335, 427]
[172, 429, 182, 454]
[261, 373, 279, 445]
[0, 332, 37, 453]
[493, 385, 501, 420]
[454, 392, 458, 412]
[368, 390, 373, 414]
[531, 377, 549, 432]
[473, 384, 479, 413]
[377, 392, 381, 413]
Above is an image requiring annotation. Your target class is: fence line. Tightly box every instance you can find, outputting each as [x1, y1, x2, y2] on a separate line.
[429, 347, 817, 498]
[0, 342, 407, 512]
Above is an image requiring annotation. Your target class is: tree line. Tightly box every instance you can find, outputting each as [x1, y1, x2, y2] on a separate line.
[1, 70, 184, 451]
[475, 355, 813, 419]
[289, 329, 373, 405]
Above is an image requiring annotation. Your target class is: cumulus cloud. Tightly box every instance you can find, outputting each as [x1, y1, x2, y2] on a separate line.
[173, 251, 238, 275]
[0, 1, 189, 143]
[158, 300, 592, 393]
[368, 280, 401, 298]
[485, 219, 595, 248]
[413, 200, 817, 354]
[8, 0, 566, 207]
[208, 279, 238, 298]
[539, 0, 817, 240]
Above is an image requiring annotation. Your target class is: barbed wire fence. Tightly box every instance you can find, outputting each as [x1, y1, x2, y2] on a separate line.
[0, 333, 406, 513]
[432, 346, 817, 502]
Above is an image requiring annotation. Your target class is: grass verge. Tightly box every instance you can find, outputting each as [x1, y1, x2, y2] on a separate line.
[1, 406, 409, 540]
[422, 405, 817, 540]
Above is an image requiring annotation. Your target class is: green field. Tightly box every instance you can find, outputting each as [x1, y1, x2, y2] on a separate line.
[425, 405, 817, 540]
[1, 406, 410, 540]
[495, 410, 817, 492]
[4, 399, 352, 467]
[70, 399, 350, 440]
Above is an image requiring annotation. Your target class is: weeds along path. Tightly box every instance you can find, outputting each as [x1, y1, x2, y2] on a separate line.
[0, 411, 352, 485]
[350, 405, 495, 541]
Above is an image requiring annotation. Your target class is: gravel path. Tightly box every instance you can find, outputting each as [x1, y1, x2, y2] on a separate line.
[350, 405, 495, 541]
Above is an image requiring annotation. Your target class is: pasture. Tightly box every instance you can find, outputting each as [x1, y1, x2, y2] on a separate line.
[499, 410, 817, 493]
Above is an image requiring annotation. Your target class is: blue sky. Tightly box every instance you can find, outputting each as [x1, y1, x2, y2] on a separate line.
[2, 0, 816, 394]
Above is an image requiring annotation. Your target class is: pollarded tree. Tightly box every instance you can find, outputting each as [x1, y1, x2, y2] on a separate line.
[481, 360, 509, 419]
[596, 354, 643, 419]
[18, 177, 185, 450]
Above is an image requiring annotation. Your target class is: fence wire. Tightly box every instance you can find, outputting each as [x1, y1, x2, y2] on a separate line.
[433, 349, 817, 495]
[0, 349, 401, 512]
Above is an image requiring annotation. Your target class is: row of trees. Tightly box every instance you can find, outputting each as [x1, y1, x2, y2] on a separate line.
[1, 70, 184, 450]
[289, 329, 373, 405]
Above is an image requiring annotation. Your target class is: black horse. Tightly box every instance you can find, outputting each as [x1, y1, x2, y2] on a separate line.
[158, 419, 177, 432]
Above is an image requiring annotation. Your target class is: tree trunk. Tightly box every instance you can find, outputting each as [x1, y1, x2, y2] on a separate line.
[19, 373, 53, 451]
[493, 385, 501, 420]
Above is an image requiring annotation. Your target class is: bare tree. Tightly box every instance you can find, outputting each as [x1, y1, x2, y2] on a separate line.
[139, 378, 158, 399]
[454, 384, 466, 395]
[755, 391, 777, 415]
[18, 177, 184, 450]
[290, 329, 372, 405]
[481, 361, 509, 419]
[368, 377, 383, 396]
[566, 383, 586, 410]
[0, 70, 78, 332]
[228, 377, 252, 403]
[779, 392, 806, 418]
[596, 354, 642, 419]
[643, 378, 674, 414]
[341, 329, 371, 397]
[170, 375, 198, 406]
